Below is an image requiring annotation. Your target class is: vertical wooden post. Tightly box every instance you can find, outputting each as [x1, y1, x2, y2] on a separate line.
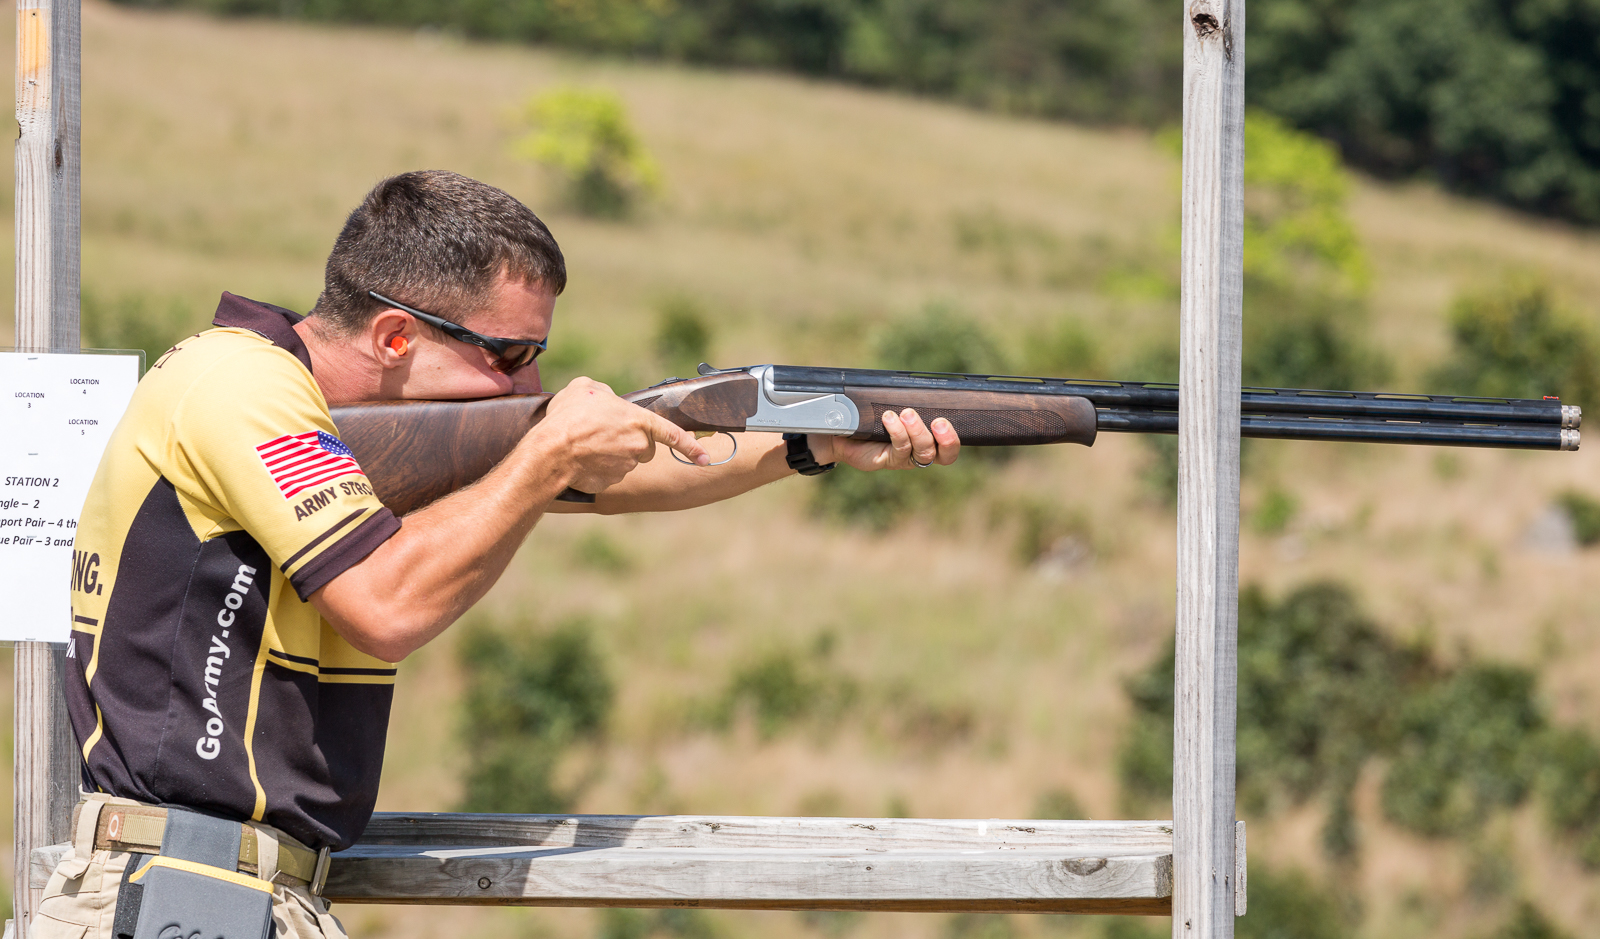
[1173, 0, 1244, 937]
[14, 1, 83, 934]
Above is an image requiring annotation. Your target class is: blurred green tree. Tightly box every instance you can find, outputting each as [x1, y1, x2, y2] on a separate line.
[654, 296, 713, 379]
[1123, 576, 1600, 884]
[1483, 902, 1576, 939]
[457, 618, 614, 813]
[1381, 663, 1545, 836]
[1535, 728, 1600, 867]
[1121, 581, 1428, 858]
[872, 301, 1006, 375]
[1554, 491, 1600, 548]
[514, 86, 660, 219]
[1236, 864, 1353, 939]
[712, 637, 857, 739]
[1429, 276, 1600, 409]
[1239, 111, 1387, 391]
[1249, 0, 1600, 223]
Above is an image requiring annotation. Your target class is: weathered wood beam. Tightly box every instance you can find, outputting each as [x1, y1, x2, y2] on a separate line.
[346, 814, 1175, 911]
[356, 812, 1174, 851]
[325, 845, 1171, 912]
[341, 814, 1177, 912]
[1174, 0, 1246, 935]
[13, 1, 83, 935]
[35, 815, 1177, 913]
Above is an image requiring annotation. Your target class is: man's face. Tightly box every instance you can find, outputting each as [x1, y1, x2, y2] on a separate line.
[402, 272, 555, 399]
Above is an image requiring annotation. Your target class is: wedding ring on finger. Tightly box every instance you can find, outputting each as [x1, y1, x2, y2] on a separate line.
[912, 454, 934, 468]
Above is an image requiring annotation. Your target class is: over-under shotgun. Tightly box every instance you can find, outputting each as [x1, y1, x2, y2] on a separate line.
[332, 364, 1581, 515]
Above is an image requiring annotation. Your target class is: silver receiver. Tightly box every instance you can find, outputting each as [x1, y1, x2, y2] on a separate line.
[743, 365, 862, 434]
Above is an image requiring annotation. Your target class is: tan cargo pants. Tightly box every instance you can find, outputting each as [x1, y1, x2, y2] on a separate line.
[29, 794, 346, 939]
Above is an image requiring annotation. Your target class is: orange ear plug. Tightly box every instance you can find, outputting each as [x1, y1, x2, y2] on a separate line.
[390, 336, 408, 355]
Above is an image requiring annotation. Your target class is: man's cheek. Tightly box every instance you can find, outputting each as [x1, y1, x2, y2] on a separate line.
[513, 365, 543, 395]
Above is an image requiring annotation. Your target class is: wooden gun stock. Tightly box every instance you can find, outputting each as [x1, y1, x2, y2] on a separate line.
[330, 372, 763, 515]
[332, 394, 553, 516]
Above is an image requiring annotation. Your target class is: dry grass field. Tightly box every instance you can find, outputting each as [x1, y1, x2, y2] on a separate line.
[6, 3, 1600, 938]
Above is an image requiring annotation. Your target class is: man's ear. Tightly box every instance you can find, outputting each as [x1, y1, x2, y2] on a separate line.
[370, 310, 416, 370]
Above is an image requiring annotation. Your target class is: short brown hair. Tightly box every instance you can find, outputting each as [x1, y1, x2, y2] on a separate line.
[309, 171, 566, 333]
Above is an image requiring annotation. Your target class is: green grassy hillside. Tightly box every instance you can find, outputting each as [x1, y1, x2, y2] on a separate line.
[7, 4, 1600, 938]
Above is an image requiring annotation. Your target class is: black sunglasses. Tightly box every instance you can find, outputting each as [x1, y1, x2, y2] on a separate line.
[368, 290, 548, 374]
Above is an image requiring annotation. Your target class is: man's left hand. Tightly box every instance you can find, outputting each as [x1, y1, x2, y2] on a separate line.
[810, 409, 961, 471]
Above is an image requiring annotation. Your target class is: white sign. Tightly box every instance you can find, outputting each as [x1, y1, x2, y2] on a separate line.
[0, 352, 140, 642]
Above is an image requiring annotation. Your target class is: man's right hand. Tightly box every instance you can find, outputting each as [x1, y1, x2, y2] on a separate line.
[537, 377, 710, 496]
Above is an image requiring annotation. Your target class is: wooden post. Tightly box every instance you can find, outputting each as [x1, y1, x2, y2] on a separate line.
[1173, 0, 1244, 937]
[14, 0, 83, 934]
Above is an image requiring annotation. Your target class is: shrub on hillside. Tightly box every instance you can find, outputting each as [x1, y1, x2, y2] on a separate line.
[1554, 491, 1600, 548]
[1021, 318, 1104, 380]
[573, 528, 634, 574]
[710, 638, 857, 740]
[457, 618, 614, 814]
[1381, 663, 1546, 836]
[1236, 864, 1353, 939]
[1123, 577, 1600, 882]
[1088, 864, 1353, 939]
[1000, 497, 1092, 567]
[872, 302, 1006, 375]
[654, 295, 713, 379]
[1031, 788, 1087, 821]
[513, 86, 659, 219]
[82, 289, 197, 368]
[1535, 728, 1600, 868]
[1240, 113, 1387, 391]
[1120, 581, 1428, 855]
[1430, 277, 1600, 409]
[1483, 902, 1576, 939]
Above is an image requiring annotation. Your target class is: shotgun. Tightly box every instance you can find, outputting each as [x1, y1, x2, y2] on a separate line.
[331, 363, 1581, 515]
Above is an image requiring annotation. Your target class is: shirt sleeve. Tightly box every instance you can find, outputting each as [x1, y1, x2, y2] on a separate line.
[167, 343, 401, 600]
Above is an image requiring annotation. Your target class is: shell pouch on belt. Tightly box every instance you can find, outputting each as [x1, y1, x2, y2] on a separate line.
[120, 808, 275, 939]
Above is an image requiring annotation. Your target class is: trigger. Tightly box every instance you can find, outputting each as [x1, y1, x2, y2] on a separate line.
[694, 430, 716, 439]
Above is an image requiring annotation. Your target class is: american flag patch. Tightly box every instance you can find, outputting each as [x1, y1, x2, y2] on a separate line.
[255, 430, 366, 499]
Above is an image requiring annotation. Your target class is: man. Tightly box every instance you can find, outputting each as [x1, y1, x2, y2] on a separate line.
[38, 170, 960, 938]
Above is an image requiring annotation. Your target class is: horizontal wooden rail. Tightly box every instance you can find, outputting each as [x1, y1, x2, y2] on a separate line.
[34, 813, 1177, 914]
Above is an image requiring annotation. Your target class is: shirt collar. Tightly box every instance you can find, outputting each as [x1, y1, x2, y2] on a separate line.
[211, 292, 313, 374]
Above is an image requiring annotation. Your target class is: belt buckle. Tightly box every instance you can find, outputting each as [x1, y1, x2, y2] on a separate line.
[310, 846, 331, 896]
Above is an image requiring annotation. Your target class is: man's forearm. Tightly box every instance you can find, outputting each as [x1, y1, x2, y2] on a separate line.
[312, 427, 576, 660]
[561, 432, 797, 515]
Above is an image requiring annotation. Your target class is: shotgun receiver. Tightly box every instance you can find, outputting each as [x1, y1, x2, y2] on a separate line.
[331, 363, 1580, 515]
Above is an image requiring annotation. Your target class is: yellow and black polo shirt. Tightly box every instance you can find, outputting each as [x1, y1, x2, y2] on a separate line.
[66, 293, 402, 851]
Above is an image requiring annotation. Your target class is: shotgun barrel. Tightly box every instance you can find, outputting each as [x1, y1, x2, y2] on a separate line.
[766, 365, 1581, 428]
[1096, 409, 1578, 450]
